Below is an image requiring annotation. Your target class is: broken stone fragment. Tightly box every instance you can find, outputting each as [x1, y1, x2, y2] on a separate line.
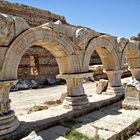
[127, 79, 140, 91]
[96, 79, 108, 94]
[21, 131, 43, 140]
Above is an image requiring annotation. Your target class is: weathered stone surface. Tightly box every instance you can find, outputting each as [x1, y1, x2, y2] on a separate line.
[14, 16, 29, 37]
[70, 101, 140, 140]
[105, 70, 125, 95]
[56, 137, 68, 140]
[18, 46, 59, 84]
[0, 80, 17, 114]
[38, 125, 70, 140]
[123, 79, 140, 110]
[130, 33, 140, 41]
[96, 79, 108, 94]
[57, 73, 92, 110]
[89, 64, 131, 81]
[75, 28, 100, 49]
[0, 14, 14, 46]
[129, 132, 140, 140]
[97, 129, 116, 140]
[75, 124, 97, 138]
[0, 13, 29, 46]
[0, 111, 20, 136]
[0, 0, 140, 138]
[0, 1, 66, 27]
[21, 131, 43, 140]
[89, 65, 108, 81]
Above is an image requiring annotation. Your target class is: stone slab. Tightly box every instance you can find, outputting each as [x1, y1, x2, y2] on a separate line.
[129, 132, 140, 140]
[75, 124, 97, 138]
[55, 136, 68, 140]
[0, 93, 123, 140]
[38, 125, 70, 140]
[67, 101, 140, 140]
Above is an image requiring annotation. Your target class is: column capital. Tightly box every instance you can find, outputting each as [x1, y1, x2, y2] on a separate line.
[0, 79, 19, 136]
[103, 69, 124, 95]
[0, 80, 17, 87]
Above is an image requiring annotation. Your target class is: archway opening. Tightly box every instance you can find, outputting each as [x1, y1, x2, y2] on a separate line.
[10, 44, 68, 115]
[87, 46, 117, 95]
[17, 45, 65, 89]
[89, 50, 107, 82]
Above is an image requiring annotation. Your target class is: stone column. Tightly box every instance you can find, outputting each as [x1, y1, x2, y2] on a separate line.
[104, 70, 124, 95]
[0, 80, 20, 136]
[57, 73, 92, 110]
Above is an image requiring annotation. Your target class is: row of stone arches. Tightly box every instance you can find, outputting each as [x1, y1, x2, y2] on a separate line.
[0, 22, 139, 136]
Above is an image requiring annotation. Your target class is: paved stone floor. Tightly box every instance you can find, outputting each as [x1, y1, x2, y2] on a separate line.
[10, 77, 131, 116]
[129, 132, 140, 140]
[10, 81, 99, 115]
[7, 77, 139, 140]
[37, 101, 140, 140]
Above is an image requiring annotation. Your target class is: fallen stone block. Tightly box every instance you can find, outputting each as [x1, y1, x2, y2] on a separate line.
[96, 79, 108, 94]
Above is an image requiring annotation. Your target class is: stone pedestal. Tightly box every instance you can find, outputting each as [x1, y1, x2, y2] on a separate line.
[123, 80, 140, 110]
[57, 73, 92, 110]
[104, 70, 124, 95]
[0, 80, 20, 136]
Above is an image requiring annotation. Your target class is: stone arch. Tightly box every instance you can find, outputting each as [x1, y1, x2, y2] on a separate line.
[83, 35, 120, 71]
[124, 41, 140, 80]
[125, 42, 140, 68]
[2, 26, 80, 80]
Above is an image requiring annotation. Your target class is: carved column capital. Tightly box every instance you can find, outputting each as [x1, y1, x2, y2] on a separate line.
[104, 69, 124, 95]
[0, 80, 20, 136]
[0, 80, 17, 115]
[57, 73, 92, 109]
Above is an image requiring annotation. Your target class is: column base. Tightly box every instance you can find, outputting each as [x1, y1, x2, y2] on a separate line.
[122, 99, 140, 110]
[63, 95, 89, 110]
[0, 111, 20, 136]
[106, 86, 125, 95]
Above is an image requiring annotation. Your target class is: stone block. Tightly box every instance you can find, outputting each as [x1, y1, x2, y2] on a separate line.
[38, 125, 70, 140]
[21, 131, 43, 140]
[75, 124, 97, 138]
[0, 13, 29, 46]
[96, 79, 108, 94]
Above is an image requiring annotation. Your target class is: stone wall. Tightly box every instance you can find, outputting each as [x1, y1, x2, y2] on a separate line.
[0, 1, 66, 27]
[18, 46, 59, 84]
[90, 51, 102, 65]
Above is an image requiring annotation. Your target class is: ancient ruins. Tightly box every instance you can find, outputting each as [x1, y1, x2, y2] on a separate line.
[0, 1, 140, 139]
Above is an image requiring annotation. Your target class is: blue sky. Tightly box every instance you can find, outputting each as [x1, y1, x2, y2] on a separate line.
[8, 0, 140, 38]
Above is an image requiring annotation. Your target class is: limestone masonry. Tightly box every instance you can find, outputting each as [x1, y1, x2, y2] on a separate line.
[0, 0, 101, 83]
[0, 0, 140, 138]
